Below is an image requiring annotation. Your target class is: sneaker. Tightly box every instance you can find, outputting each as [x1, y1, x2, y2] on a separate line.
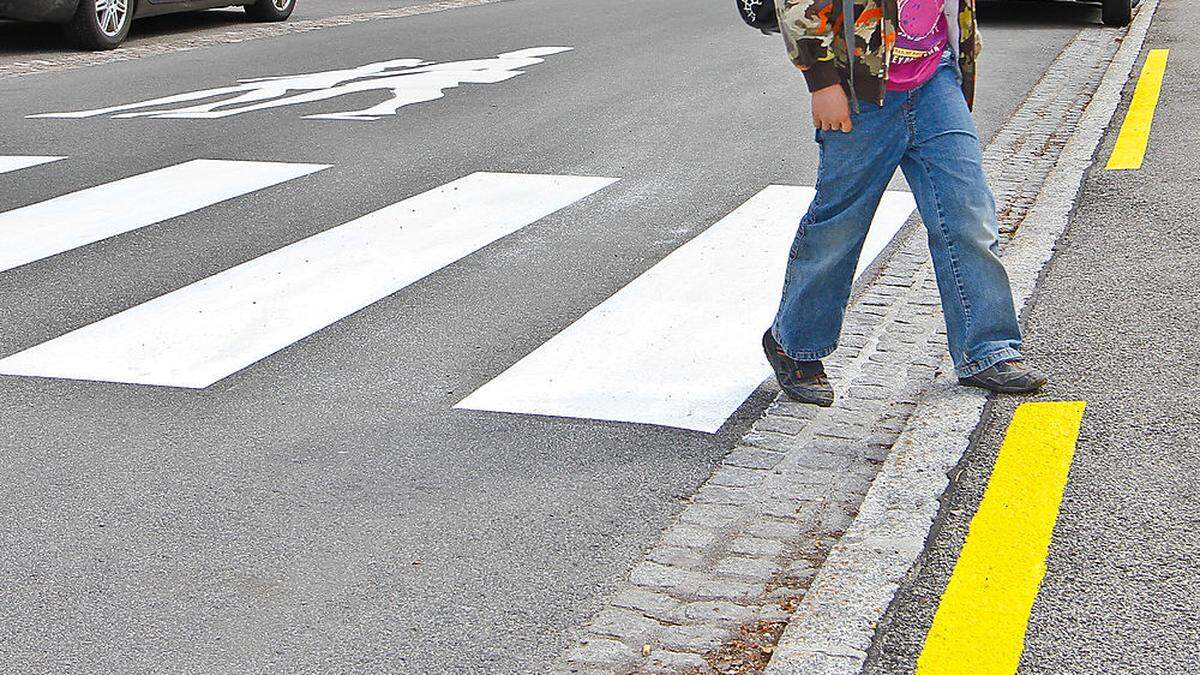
[762, 329, 835, 407]
[958, 359, 1048, 393]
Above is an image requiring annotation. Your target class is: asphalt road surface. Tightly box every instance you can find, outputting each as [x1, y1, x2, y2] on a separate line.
[0, 0, 1108, 671]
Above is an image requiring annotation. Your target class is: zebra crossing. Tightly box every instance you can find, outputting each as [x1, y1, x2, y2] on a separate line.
[0, 154, 916, 432]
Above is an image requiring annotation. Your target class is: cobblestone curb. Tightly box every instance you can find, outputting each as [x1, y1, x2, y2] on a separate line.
[0, 0, 512, 79]
[552, 11, 1148, 675]
[767, 2, 1161, 674]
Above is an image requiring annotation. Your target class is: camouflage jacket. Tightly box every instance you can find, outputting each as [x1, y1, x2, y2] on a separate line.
[776, 0, 982, 109]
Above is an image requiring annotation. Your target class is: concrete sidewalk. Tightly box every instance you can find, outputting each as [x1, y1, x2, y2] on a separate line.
[863, 0, 1200, 671]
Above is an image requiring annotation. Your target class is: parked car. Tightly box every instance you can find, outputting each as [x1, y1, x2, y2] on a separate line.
[0, 0, 295, 50]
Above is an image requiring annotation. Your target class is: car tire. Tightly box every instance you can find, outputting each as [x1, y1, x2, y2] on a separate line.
[63, 0, 132, 50]
[245, 0, 294, 21]
[1102, 0, 1132, 26]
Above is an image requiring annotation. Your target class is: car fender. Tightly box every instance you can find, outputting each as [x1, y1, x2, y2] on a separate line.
[0, 0, 80, 23]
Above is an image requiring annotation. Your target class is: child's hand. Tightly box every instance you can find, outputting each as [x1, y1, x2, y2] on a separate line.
[812, 84, 853, 133]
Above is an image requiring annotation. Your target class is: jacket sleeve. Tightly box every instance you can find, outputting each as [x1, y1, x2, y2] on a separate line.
[776, 0, 842, 92]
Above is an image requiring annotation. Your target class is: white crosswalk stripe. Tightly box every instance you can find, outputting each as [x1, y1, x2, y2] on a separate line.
[0, 159, 328, 274]
[1, 158, 916, 432]
[0, 155, 65, 174]
[457, 186, 916, 432]
[0, 172, 617, 389]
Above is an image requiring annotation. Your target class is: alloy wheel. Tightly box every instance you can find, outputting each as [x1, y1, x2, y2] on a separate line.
[94, 0, 129, 37]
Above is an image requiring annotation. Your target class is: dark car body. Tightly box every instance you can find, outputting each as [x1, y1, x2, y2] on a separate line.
[0, 0, 248, 24]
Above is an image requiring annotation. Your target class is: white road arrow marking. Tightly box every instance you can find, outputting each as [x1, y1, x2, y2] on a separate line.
[0, 159, 328, 274]
[457, 186, 917, 433]
[0, 172, 617, 388]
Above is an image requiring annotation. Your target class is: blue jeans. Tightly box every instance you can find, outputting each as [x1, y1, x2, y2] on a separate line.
[771, 59, 1023, 378]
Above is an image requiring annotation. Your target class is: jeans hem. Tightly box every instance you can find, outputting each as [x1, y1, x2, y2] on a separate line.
[955, 347, 1023, 379]
[771, 328, 838, 362]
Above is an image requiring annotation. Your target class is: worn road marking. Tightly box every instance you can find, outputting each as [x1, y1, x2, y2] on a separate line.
[0, 159, 327, 274]
[0, 155, 65, 174]
[457, 186, 915, 432]
[29, 48, 572, 122]
[1106, 49, 1168, 170]
[916, 401, 1087, 675]
[0, 172, 616, 388]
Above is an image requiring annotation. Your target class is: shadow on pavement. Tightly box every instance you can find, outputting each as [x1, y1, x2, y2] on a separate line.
[978, 0, 1104, 26]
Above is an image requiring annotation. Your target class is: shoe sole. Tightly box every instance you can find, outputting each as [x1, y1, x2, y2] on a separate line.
[780, 388, 835, 407]
[958, 377, 1048, 394]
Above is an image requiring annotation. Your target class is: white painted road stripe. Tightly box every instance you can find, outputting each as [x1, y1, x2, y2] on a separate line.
[0, 172, 617, 388]
[457, 186, 916, 433]
[0, 155, 65, 174]
[856, 191, 914, 281]
[0, 159, 328, 274]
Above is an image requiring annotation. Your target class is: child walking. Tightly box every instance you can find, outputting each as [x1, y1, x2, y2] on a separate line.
[763, 0, 1048, 406]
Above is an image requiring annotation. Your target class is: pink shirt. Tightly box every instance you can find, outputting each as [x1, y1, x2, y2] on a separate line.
[887, 0, 949, 91]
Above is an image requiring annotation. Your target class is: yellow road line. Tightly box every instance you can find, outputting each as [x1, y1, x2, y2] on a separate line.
[916, 401, 1087, 675]
[1106, 49, 1169, 170]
